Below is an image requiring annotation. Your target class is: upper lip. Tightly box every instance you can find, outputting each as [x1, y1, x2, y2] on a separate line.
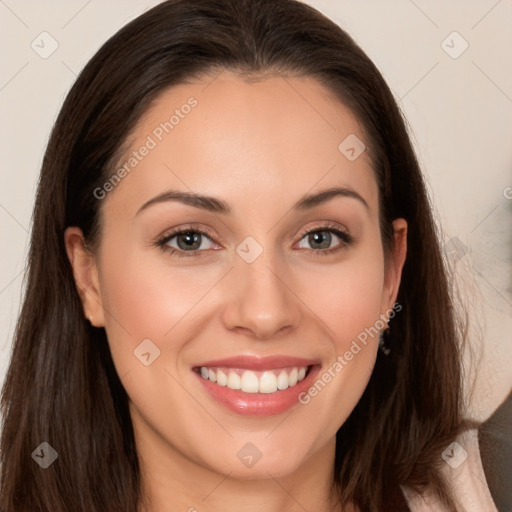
[193, 355, 320, 371]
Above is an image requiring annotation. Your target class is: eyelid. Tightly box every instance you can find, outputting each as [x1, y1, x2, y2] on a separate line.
[155, 221, 354, 257]
[156, 224, 220, 246]
[154, 225, 222, 260]
[293, 221, 354, 254]
[294, 220, 350, 241]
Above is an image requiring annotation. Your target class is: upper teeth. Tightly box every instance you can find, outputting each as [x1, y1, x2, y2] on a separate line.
[199, 366, 308, 393]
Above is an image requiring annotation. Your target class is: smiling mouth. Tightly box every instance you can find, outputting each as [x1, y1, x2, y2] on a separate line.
[194, 365, 312, 394]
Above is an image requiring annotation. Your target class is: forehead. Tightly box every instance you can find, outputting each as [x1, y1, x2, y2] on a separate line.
[105, 72, 378, 219]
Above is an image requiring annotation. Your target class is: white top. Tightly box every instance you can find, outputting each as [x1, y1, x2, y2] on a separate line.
[403, 428, 498, 511]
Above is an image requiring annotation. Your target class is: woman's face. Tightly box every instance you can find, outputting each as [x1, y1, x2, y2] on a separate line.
[67, 72, 406, 482]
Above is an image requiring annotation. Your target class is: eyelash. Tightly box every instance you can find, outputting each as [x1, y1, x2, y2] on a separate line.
[155, 222, 354, 259]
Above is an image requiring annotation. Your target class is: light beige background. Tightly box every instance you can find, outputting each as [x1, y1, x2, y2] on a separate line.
[1, 0, 511, 421]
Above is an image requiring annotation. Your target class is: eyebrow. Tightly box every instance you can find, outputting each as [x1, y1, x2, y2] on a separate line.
[136, 186, 369, 216]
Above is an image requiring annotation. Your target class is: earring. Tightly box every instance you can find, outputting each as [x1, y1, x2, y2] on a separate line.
[379, 325, 391, 356]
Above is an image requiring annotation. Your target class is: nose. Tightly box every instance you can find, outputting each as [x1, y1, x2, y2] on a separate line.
[221, 250, 301, 340]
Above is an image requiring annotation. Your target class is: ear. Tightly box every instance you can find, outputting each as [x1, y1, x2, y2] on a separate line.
[64, 227, 105, 327]
[380, 218, 407, 315]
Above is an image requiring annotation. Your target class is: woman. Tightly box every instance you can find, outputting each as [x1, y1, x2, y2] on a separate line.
[0, 0, 498, 510]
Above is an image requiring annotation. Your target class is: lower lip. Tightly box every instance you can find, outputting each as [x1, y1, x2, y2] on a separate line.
[194, 365, 321, 417]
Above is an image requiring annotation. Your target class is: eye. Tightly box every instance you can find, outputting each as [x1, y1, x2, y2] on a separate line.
[156, 226, 219, 258]
[296, 223, 353, 255]
[155, 222, 354, 259]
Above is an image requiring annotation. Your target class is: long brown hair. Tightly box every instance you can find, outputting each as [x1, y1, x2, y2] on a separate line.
[1, 1, 469, 510]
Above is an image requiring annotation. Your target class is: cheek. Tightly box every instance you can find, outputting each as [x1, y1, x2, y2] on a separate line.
[291, 242, 385, 429]
[98, 249, 224, 359]
[296, 245, 386, 347]
[95, 248, 226, 445]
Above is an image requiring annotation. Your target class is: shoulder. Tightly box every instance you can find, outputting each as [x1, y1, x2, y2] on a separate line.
[402, 428, 499, 512]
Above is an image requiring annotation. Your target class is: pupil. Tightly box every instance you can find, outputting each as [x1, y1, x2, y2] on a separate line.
[178, 232, 201, 250]
[310, 231, 330, 249]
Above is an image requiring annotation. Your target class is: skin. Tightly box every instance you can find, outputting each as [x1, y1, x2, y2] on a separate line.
[65, 71, 407, 512]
